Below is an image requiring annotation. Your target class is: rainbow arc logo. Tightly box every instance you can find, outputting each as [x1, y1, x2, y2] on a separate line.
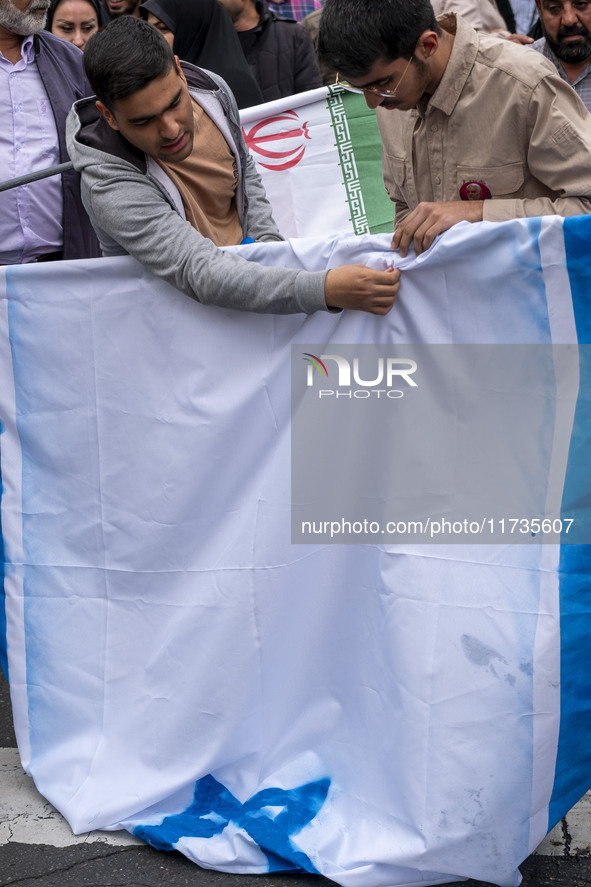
[302, 353, 328, 377]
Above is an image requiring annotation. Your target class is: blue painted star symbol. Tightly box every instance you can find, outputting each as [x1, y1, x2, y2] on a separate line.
[134, 773, 330, 873]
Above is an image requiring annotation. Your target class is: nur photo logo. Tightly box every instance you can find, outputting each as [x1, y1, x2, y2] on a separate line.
[302, 352, 418, 399]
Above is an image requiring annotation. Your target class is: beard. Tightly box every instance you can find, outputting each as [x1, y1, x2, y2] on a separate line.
[543, 20, 591, 64]
[0, 0, 50, 34]
[106, 0, 140, 17]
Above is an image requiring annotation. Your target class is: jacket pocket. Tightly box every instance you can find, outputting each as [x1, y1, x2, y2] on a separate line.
[383, 150, 412, 203]
[456, 162, 525, 198]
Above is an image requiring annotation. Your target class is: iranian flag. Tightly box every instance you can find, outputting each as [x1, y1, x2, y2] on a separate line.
[240, 86, 394, 238]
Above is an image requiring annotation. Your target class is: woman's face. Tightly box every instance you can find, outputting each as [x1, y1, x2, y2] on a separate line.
[146, 12, 174, 49]
[51, 0, 99, 50]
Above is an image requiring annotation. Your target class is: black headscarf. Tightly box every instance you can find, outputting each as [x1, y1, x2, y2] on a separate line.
[495, 0, 516, 34]
[140, 0, 264, 108]
[45, 0, 105, 34]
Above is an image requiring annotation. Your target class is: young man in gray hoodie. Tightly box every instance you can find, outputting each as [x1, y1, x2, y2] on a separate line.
[66, 16, 400, 316]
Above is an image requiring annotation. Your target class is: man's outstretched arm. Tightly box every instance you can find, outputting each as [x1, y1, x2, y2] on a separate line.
[325, 265, 399, 314]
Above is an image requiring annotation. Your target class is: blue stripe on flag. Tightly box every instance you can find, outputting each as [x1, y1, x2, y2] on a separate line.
[549, 216, 591, 828]
[564, 216, 591, 345]
[551, 546, 591, 828]
[5, 276, 52, 756]
[0, 421, 7, 679]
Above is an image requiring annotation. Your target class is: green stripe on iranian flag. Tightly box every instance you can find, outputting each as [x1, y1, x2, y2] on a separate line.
[240, 86, 394, 239]
[325, 87, 394, 235]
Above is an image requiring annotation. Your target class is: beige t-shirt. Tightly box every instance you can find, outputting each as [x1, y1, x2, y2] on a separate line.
[157, 98, 243, 247]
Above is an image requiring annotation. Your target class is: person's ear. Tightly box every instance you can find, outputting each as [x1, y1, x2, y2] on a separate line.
[96, 100, 119, 131]
[416, 30, 439, 60]
[175, 55, 188, 85]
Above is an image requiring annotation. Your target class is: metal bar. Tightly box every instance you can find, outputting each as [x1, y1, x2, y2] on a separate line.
[0, 161, 74, 193]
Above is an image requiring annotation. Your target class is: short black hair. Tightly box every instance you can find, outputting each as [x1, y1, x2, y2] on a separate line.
[318, 0, 439, 78]
[84, 16, 176, 111]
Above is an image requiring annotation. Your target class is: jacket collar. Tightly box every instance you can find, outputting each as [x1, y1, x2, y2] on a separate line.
[417, 14, 479, 118]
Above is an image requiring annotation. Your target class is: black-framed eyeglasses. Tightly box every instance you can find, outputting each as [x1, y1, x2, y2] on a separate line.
[335, 54, 415, 99]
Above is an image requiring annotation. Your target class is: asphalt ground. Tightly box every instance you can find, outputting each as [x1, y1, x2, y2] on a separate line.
[1, 673, 590, 887]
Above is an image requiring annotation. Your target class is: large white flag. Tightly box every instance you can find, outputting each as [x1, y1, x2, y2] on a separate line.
[1, 216, 591, 887]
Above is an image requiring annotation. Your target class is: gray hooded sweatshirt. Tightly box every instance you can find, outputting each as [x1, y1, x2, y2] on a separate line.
[66, 62, 329, 314]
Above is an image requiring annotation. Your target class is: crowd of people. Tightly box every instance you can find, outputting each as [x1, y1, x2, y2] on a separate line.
[2, 0, 591, 315]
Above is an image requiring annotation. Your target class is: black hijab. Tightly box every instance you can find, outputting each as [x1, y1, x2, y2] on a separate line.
[45, 0, 105, 33]
[140, 0, 264, 109]
[495, 0, 516, 34]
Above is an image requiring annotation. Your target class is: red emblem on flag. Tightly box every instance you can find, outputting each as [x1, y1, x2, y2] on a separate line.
[242, 110, 311, 171]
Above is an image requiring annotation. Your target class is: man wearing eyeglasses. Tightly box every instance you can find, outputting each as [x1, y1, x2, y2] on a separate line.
[319, 0, 591, 258]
